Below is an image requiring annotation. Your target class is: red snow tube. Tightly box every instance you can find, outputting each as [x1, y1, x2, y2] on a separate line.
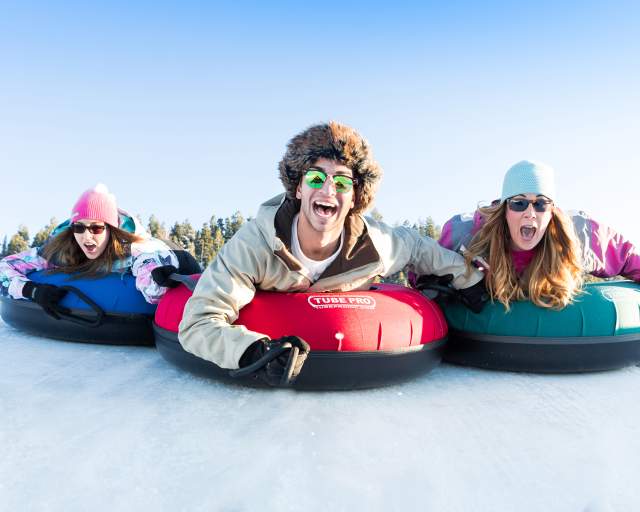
[153, 275, 448, 389]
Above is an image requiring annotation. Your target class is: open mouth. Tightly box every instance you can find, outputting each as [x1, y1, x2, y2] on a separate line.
[520, 226, 537, 242]
[83, 242, 98, 253]
[313, 200, 337, 218]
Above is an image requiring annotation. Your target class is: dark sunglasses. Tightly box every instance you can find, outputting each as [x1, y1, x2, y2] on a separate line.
[507, 197, 553, 213]
[303, 168, 356, 194]
[71, 223, 107, 235]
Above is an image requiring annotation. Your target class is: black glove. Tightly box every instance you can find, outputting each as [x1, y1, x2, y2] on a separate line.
[413, 273, 454, 293]
[414, 273, 488, 314]
[237, 336, 311, 387]
[22, 281, 68, 319]
[456, 278, 489, 314]
[151, 265, 180, 288]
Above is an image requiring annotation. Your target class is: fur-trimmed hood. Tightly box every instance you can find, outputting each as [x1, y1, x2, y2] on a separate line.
[278, 122, 382, 215]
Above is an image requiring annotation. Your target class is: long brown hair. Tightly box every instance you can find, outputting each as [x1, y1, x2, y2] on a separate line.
[42, 225, 143, 279]
[464, 202, 583, 310]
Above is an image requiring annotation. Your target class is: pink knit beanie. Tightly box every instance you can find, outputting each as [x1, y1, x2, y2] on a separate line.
[70, 184, 119, 227]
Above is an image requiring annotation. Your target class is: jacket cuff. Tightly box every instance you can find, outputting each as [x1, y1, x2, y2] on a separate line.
[21, 280, 35, 299]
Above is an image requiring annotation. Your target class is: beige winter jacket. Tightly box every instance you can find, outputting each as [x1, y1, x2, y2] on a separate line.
[179, 194, 483, 369]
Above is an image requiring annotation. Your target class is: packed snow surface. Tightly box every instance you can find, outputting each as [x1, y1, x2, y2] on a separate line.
[1, 319, 639, 512]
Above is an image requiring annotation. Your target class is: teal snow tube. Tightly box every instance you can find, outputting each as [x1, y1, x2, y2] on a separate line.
[440, 280, 640, 372]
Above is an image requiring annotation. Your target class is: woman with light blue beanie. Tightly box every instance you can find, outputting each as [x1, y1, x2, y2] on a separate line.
[436, 160, 640, 310]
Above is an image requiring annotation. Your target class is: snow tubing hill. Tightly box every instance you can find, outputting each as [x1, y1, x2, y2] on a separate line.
[154, 278, 448, 390]
[0, 270, 157, 346]
[440, 280, 640, 373]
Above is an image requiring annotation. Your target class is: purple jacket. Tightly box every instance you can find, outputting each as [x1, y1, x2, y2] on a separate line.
[439, 210, 640, 281]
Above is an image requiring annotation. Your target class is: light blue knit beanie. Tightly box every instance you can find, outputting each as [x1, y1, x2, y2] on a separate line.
[500, 160, 556, 202]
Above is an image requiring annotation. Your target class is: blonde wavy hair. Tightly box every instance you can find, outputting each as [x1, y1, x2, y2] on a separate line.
[42, 225, 142, 279]
[464, 202, 583, 310]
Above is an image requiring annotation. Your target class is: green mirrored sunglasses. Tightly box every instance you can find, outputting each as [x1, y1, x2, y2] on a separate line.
[303, 168, 356, 194]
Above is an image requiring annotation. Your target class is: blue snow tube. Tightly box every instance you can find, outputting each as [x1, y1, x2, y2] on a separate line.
[0, 270, 157, 345]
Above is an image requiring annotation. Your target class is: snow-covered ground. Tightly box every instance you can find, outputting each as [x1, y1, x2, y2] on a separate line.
[1, 319, 638, 512]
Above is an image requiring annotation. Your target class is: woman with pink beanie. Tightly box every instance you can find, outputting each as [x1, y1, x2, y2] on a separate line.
[0, 184, 195, 315]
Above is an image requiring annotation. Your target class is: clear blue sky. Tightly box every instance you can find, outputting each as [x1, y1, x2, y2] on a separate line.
[2, 1, 639, 244]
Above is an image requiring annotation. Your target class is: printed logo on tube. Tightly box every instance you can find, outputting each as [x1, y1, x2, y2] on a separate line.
[307, 295, 376, 310]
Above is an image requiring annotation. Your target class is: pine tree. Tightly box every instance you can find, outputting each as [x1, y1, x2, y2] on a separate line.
[216, 217, 225, 235]
[169, 220, 196, 254]
[208, 216, 222, 242]
[7, 226, 30, 255]
[17, 225, 29, 243]
[424, 217, 440, 239]
[1, 236, 7, 258]
[208, 215, 217, 233]
[31, 218, 58, 248]
[148, 215, 167, 239]
[195, 223, 215, 267]
[212, 226, 225, 257]
[410, 217, 441, 240]
[223, 211, 244, 241]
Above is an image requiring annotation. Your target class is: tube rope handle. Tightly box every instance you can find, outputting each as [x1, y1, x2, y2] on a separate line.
[51, 286, 106, 327]
[228, 341, 293, 380]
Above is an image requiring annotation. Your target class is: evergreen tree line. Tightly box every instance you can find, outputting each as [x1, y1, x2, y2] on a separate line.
[0, 218, 59, 258]
[0, 212, 441, 285]
[382, 214, 442, 286]
[147, 212, 247, 268]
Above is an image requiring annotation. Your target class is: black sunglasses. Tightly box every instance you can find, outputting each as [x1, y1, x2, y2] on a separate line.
[507, 197, 553, 213]
[71, 223, 107, 235]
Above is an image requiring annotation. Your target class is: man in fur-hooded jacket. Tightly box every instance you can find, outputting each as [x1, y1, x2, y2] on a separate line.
[162, 122, 486, 386]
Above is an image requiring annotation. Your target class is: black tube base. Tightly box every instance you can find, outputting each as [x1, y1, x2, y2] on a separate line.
[154, 324, 446, 390]
[1, 297, 154, 346]
[444, 330, 640, 373]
